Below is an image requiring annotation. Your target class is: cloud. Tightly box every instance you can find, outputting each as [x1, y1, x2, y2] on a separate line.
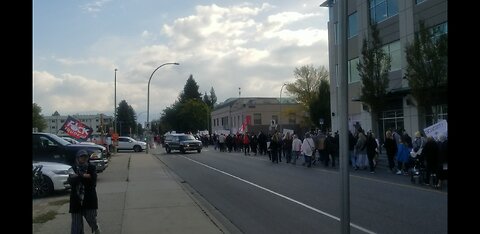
[35, 2, 330, 124]
[81, 0, 112, 13]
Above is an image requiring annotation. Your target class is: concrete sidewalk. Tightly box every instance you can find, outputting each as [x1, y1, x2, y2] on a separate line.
[33, 152, 229, 234]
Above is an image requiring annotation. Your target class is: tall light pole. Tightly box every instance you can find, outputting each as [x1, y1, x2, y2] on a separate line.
[114, 68, 117, 135]
[279, 83, 287, 132]
[114, 68, 118, 153]
[146, 62, 179, 153]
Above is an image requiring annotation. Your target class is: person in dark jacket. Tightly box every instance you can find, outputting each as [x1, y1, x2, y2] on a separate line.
[384, 130, 398, 172]
[422, 136, 439, 186]
[366, 132, 378, 173]
[68, 150, 101, 234]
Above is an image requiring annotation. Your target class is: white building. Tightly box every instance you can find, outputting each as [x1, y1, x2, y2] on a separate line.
[43, 112, 113, 136]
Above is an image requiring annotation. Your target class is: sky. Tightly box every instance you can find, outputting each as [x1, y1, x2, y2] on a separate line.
[33, 0, 330, 125]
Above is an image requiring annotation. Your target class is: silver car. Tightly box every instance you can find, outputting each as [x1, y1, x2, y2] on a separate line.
[32, 161, 74, 197]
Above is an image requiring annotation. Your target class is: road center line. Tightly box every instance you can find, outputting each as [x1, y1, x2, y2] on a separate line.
[181, 155, 376, 234]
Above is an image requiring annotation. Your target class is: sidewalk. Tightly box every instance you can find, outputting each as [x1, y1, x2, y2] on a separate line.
[33, 150, 230, 234]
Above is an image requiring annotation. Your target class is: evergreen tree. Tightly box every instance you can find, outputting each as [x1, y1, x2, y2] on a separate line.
[209, 87, 217, 108]
[179, 75, 201, 103]
[33, 103, 47, 132]
[116, 100, 137, 136]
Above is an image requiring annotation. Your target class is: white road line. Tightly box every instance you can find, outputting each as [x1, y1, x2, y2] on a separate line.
[181, 155, 377, 234]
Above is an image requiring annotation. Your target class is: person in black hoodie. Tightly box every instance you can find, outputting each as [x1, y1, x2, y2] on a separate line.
[68, 150, 101, 234]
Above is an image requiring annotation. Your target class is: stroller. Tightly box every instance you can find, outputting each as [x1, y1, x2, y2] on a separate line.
[409, 156, 426, 184]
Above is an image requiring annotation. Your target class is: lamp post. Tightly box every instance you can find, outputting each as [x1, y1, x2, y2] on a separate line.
[114, 68, 117, 134]
[113, 68, 118, 153]
[279, 83, 287, 132]
[146, 62, 179, 153]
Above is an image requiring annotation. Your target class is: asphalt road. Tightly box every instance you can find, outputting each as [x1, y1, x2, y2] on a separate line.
[154, 147, 447, 234]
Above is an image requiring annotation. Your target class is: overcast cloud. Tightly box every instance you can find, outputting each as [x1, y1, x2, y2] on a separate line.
[33, 1, 329, 124]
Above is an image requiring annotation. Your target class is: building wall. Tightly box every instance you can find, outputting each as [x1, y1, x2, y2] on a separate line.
[44, 114, 113, 135]
[211, 98, 305, 134]
[325, 0, 447, 139]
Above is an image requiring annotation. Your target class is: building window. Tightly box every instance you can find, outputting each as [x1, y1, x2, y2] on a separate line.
[272, 115, 278, 125]
[383, 40, 401, 71]
[425, 105, 448, 126]
[288, 113, 296, 124]
[51, 126, 56, 129]
[253, 113, 262, 125]
[370, 0, 398, 23]
[334, 22, 338, 45]
[61, 120, 65, 123]
[348, 12, 358, 38]
[51, 120, 56, 123]
[96, 119, 99, 122]
[431, 22, 448, 42]
[415, 0, 426, 4]
[348, 58, 360, 83]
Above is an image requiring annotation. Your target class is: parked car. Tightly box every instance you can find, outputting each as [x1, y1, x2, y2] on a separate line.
[117, 136, 147, 152]
[164, 133, 202, 153]
[33, 132, 108, 173]
[32, 161, 74, 197]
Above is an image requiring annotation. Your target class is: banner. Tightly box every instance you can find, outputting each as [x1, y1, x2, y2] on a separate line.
[238, 115, 251, 133]
[283, 128, 294, 136]
[423, 119, 447, 140]
[60, 116, 93, 140]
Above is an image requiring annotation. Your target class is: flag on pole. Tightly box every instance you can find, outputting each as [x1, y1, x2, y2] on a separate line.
[60, 116, 93, 140]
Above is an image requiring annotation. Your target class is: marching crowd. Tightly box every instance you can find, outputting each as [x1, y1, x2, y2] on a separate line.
[200, 127, 447, 189]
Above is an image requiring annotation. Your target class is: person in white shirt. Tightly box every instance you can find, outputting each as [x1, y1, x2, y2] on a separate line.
[301, 133, 315, 167]
[291, 134, 302, 165]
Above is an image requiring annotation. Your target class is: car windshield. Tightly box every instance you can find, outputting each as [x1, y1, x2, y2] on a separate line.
[48, 134, 71, 146]
[179, 135, 196, 141]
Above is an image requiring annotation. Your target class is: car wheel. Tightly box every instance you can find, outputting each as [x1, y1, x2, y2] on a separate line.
[166, 146, 171, 154]
[197, 149, 201, 153]
[133, 145, 141, 152]
[34, 175, 53, 198]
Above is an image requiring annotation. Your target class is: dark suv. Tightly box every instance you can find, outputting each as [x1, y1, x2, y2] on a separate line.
[164, 133, 202, 153]
[32, 132, 108, 172]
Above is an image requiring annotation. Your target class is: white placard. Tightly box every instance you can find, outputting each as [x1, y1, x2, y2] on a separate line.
[423, 119, 447, 140]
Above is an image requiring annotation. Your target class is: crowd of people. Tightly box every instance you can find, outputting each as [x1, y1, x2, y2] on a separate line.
[196, 127, 447, 189]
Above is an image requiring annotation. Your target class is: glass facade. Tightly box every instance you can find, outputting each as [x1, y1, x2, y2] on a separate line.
[348, 58, 360, 83]
[370, 0, 398, 23]
[383, 40, 401, 71]
[348, 12, 358, 38]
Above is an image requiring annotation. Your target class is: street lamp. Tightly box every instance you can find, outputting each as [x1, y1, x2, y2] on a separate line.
[279, 83, 287, 132]
[114, 68, 117, 135]
[113, 68, 118, 153]
[146, 62, 179, 153]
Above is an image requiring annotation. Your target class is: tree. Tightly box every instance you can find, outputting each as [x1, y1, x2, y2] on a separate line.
[116, 100, 137, 136]
[179, 75, 201, 103]
[203, 92, 212, 108]
[285, 65, 329, 125]
[405, 21, 447, 124]
[309, 79, 331, 131]
[358, 24, 391, 113]
[176, 99, 209, 132]
[33, 103, 47, 132]
[209, 87, 217, 108]
[357, 24, 391, 134]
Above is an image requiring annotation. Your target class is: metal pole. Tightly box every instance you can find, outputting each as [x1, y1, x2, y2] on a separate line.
[338, 0, 350, 233]
[114, 68, 117, 153]
[279, 83, 286, 132]
[146, 62, 179, 153]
